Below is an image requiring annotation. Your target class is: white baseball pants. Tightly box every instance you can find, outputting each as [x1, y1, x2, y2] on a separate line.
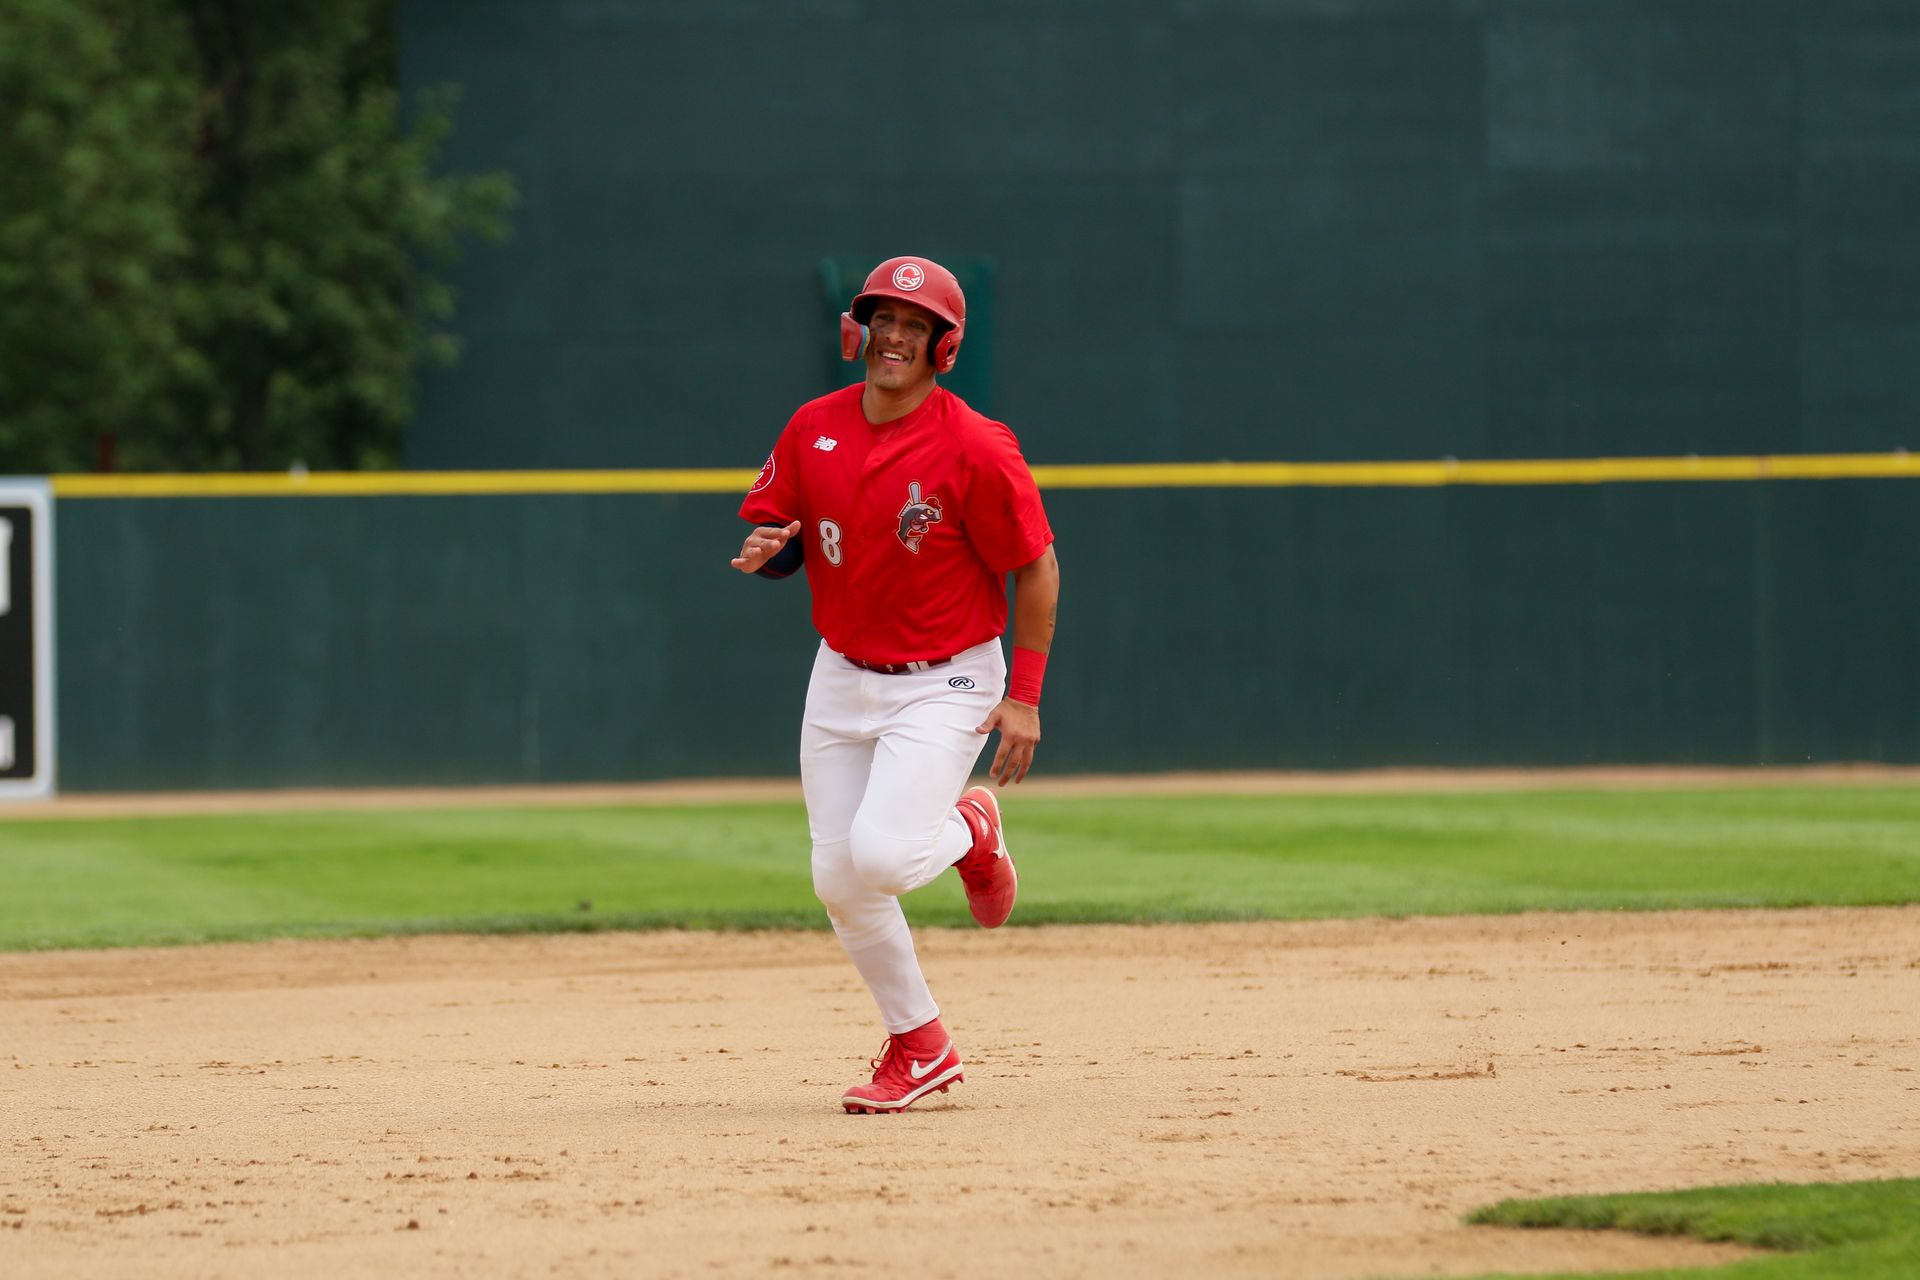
[801, 638, 1006, 1033]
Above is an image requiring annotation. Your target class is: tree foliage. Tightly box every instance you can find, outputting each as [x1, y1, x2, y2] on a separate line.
[0, 0, 514, 472]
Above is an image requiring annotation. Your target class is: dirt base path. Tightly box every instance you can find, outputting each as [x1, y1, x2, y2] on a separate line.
[5, 907, 1916, 1279]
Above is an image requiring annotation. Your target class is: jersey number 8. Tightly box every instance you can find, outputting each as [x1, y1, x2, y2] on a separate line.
[818, 519, 843, 566]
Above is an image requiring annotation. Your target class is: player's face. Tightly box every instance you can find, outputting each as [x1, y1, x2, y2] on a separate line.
[864, 299, 940, 392]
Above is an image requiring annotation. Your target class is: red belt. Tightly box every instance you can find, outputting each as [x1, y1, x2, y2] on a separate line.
[844, 655, 954, 675]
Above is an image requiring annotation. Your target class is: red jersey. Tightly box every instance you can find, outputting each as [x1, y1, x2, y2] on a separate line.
[740, 384, 1053, 664]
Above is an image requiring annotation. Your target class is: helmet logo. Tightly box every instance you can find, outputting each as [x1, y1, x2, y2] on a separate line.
[892, 262, 925, 291]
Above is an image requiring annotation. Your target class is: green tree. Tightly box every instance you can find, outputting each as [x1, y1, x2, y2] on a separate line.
[0, 0, 194, 472]
[0, 0, 514, 473]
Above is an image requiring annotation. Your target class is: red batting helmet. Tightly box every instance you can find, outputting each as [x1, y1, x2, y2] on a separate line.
[840, 256, 967, 374]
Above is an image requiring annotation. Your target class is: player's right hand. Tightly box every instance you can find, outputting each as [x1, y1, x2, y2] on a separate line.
[731, 520, 802, 573]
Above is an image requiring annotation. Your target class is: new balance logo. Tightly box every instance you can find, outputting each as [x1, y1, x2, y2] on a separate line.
[813, 436, 838, 451]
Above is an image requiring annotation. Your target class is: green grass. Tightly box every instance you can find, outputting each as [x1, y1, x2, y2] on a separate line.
[1455, 1178, 1920, 1278]
[1, 785, 1915, 951]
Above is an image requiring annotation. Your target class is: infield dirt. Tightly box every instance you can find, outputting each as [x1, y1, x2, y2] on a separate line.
[5, 905, 1916, 1279]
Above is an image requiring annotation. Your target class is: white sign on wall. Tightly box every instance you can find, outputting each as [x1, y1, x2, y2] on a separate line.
[0, 480, 54, 799]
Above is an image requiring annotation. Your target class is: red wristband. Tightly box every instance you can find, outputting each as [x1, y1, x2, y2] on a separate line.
[1008, 646, 1048, 708]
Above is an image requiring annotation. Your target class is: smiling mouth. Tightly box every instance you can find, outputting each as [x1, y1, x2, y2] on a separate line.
[879, 350, 910, 365]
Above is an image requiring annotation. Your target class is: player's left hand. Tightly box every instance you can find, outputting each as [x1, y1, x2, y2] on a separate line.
[977, 698, 1040, 786]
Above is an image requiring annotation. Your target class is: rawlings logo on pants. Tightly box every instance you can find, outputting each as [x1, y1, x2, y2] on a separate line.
[897, 481, 944, 552]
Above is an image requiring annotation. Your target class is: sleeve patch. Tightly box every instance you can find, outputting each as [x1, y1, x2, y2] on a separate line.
[749, 452, 776, 494]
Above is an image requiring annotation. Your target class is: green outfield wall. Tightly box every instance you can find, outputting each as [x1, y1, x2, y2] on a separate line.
[50, 466, 1920, 791]
[33, 3, 1920, 791]
[398, 1, 1919, 473]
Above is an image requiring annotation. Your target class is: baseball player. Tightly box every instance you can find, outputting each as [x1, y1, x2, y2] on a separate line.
[731, 255, 1059, 1114]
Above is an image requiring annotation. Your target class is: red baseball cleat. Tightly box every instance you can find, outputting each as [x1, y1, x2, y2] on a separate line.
[841, 1019, 964, 1114]
[953, 786, 1017, 928]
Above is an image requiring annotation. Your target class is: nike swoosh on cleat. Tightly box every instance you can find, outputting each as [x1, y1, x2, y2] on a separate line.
[908, 1043, 953, 1079]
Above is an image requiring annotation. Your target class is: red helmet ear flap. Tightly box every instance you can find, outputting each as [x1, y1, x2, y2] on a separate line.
[840, 312, 868, 362]
[931, 325, 961, 374]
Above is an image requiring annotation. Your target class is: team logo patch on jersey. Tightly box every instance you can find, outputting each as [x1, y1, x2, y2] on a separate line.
[896, 480, 943, 553]
[749, 452, 775, 493]
[892, 262, 925, 291]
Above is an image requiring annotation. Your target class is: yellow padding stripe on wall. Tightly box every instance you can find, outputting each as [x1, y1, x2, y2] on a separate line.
[51, 469, 753, 498]
[1036, 452, 1920, 488]
[48, 451, 1920, 498]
